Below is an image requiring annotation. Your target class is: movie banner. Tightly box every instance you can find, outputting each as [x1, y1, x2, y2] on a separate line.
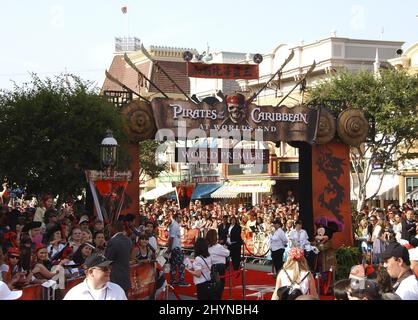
[172, 181, 196, 209]
[85, 170, 132, 223]
[151, 98, 320, 144]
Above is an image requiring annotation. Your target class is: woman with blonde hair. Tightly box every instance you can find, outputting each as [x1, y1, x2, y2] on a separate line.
[271, 247, 318, 300]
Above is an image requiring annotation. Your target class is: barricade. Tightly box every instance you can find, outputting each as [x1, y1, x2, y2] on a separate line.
[157, 227, 199, 249]
[19, 262, 156, 300]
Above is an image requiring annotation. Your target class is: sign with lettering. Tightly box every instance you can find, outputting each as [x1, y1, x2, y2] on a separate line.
[187, 62, 259, 79]
[151, 98, 320, 144]
[192, 176, 220, 183]
[175, 147, 269, 164]
[228, 163, 269, 175]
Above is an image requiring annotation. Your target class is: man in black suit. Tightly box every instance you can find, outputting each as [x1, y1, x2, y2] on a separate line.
[227, 216, 243, 271]
[105, 220, 132, 295]
[217, 215, 229, 245]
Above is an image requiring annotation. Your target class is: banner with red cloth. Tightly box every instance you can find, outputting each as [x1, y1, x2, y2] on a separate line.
[85, 170, 132, 223]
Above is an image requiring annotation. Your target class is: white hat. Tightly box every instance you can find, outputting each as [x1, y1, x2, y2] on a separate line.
[79, 215, 90, 224]
[409, 247, 418, 261]
[0, 281, 22, 300]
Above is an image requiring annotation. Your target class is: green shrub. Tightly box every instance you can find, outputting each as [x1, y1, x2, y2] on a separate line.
[335, 246, 360, 280]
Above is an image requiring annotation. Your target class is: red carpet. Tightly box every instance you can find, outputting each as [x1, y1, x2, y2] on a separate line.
[171, 268, 334, 300]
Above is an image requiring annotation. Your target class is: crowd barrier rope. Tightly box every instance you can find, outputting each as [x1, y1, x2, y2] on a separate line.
[157, 227, 271, 258]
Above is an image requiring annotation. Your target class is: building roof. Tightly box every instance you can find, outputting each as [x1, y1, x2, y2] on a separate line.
[102, 51, 191, 96]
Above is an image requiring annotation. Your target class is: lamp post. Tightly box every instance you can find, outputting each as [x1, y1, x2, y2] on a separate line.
[100, 129, 118, 173]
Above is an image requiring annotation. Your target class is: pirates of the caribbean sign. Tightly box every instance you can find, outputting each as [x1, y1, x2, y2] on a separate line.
[151, 97, 320, 144]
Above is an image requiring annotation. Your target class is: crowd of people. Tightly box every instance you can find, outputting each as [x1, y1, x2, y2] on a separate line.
[1, 186, 418, 300]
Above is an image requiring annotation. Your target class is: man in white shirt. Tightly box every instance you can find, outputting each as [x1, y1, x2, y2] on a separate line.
[145, 220, 158, 252]
[63, 252, 127, 300]
[167, 213, 190, 287]
[382, 242, 418, 300]
[270, 219, 288, 274]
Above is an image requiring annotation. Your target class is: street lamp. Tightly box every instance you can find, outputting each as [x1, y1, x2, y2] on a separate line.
[100, 129, 118, 170]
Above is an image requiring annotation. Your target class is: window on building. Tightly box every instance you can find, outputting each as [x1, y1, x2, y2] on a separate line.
[406, 177, 418, 193]
[279, 162, 299, 174]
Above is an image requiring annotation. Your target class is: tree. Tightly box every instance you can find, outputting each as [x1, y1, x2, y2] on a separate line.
[0, 74, 126, 201]
[139, 140, 168, 184]
[307, 69, 418, 211]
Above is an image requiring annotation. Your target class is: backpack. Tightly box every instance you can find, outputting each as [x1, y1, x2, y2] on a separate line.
[276, 269, 310, 300]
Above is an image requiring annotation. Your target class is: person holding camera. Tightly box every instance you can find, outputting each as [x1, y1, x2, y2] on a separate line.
[185, 237, 216, 300]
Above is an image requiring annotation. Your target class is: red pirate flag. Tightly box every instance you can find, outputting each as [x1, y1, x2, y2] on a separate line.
[121, 6, 127, 14]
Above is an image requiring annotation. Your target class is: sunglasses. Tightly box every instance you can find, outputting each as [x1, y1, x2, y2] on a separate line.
[8, 255, 20, 259]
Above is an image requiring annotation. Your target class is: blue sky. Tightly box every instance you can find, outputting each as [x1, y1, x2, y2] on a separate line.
[0, 0, 416, 90]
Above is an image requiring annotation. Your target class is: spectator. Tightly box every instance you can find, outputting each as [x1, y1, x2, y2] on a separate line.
[44, 209, 59, 231]
[408, 247, 418, 278]
[5, 247, 21, 283]
[271, 247, 318, 300]
[45, 224, 66, 261]
[382, 241, 418, 299]
[217, 215, 229, 246]
[288, 220, 316, 271]
[348, 278, 382, 300]
[333, 278, 350, 300]
[93, 231, 106, 254]
[0, 248, 9, 282]
[392, 213, 403, 242]
[206, 229, 229, 299]
[402, 210, 416, 242]
[227, 216, 243, 271]
[369, 215, 384, 264]
[78, 215, 90, 232]
[167, 213, 189, 287]
[355, 218, 370, 255]
[21, 221, 43, 246]
[145, 221, 157, 252]
[81, 229, 93, 244]
[69, 227, 82, 253]
[131, 234, 154, 264]
[270, 219, 288, 275]
[72, 242, 94, 267]
[63, 252, 127, 300]
[185, 237, 215, 300]
[31, 243, 61, 284]
[33, 194, 54, 229]
[374, 265, 400, 300]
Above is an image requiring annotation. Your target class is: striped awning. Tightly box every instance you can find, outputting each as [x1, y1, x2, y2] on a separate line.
[211, 186, 240, 198]
[142, 185, 175, 200]
[211, 180, 273, 198]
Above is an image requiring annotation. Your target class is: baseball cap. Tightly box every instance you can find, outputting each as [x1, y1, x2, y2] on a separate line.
[381, 241, 410, 263]
[409, 247, 418, 262]
[79, 215, 90, 224]
[84, 253, 113, 269]
[0, 281, 22, 300]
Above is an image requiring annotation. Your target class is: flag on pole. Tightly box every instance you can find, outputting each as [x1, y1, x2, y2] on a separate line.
[121, 6, 127, 14]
